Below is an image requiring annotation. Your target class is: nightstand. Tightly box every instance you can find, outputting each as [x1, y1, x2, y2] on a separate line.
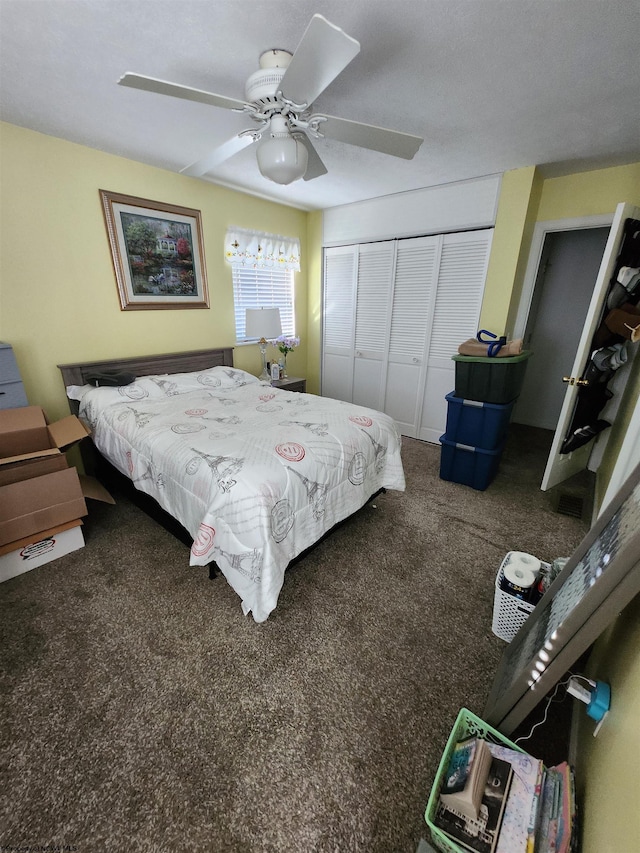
[271, 376, 306, 393]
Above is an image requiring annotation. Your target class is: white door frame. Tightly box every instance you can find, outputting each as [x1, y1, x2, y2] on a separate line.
[513, 214, 614, 339]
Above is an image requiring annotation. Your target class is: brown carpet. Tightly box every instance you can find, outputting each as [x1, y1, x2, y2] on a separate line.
[1, 426, 589, 852]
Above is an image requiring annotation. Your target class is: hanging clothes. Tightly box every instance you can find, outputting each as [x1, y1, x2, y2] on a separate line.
[561, 218, 640, 455]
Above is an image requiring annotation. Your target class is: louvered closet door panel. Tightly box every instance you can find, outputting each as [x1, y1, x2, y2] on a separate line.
[322, 246, 356, 402]
[385, 236, 439, 437]
[419, 229, 494, 442]
[353, 242, 394, 411]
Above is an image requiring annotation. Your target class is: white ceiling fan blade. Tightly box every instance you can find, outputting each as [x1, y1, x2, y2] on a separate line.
[298, 134, 328, 181]
[119, 73, 249, 112]
[279, 14, 360, 107]
[316, 114, 423, 160]
[180, 135, 255, 177]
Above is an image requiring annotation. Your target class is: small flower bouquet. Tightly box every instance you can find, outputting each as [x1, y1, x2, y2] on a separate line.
[273, 335, 300, 356]
[272, 335, 300, 377]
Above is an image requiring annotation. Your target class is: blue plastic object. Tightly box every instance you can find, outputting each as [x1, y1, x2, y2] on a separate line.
[439, 434, 505, 491]
[587, 681, 611, 722]
[476, 329, 508, 357]
[444, 392, 515, 450]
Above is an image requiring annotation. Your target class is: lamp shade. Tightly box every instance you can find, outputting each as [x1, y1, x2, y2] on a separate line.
[245, 307, 282, 341]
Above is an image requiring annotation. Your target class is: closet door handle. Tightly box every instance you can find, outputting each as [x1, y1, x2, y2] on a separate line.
[412, 357, 420, 364]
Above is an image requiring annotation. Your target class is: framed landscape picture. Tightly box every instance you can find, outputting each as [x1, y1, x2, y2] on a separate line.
[100, 190, 209, 310]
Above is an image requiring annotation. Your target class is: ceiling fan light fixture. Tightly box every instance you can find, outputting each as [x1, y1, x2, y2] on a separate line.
[256, 117, 308, 185]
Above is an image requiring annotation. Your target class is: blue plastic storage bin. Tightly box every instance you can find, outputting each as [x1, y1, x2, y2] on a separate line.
[444, 392, 515, 450]
[439, 434, 504, 491]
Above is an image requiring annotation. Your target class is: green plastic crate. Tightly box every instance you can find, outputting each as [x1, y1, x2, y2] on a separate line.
[453, 351, 532, 404]
[424, 708, 527, 853]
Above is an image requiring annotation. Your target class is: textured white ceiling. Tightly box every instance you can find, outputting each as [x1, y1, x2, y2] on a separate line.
[1, 0, 639, 211]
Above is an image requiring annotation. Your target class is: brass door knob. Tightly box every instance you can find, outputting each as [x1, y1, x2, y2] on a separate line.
[562, 376, 589, 386]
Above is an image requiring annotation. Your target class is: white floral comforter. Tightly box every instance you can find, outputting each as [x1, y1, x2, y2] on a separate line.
[77, 367, 405, 622]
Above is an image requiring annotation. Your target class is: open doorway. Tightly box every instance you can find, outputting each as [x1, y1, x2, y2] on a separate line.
[512, 226, 611, 430]
[509, 219, 613, 518]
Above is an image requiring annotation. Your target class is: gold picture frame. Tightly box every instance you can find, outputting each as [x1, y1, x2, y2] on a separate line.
[100, 189, 209, 310]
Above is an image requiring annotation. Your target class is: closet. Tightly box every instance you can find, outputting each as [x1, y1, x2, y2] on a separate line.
[322, 229, 493, 441]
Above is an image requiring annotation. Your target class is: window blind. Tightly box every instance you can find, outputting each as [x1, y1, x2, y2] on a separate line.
[232, 267, 295, 341]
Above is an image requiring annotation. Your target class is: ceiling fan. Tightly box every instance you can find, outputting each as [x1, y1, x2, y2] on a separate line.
[119, 14, 423, 186]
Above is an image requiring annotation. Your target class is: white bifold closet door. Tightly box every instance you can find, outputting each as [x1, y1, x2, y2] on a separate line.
[322, 229, 492, 441]
[322, 248, 357, 403]
[353, 241, 395, 410]
[418, 230, 493, 442]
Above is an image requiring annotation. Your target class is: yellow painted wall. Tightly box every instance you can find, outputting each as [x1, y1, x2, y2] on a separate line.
[479, 162, 640, 337]
[0, 123, 308, 420]
[479, 166, 542, 336]
[537, 162, 640, 221]
[575, 592, 640, 853]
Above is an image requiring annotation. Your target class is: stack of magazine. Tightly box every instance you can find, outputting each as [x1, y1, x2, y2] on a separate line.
[533, 761, 577, 853]
[434, 737, 576, 853]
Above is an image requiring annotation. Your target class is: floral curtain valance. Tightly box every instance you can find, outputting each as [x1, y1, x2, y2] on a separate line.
[224, 227, 300, 271]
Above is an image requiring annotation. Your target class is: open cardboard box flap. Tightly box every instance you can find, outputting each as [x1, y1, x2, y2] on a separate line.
[79, 474, 115, 504]
[0, 406, 91, 466]
[48, 414, 91, 449]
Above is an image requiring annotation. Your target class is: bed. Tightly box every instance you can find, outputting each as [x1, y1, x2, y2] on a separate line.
[58, 348, 406, 622]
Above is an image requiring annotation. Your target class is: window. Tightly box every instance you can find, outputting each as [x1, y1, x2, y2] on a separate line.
[225, 226, 300, 343]
[232, 267, 296, 342]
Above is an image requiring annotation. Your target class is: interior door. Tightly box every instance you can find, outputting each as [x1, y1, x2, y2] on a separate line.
[322, 246, 357, 402]
[513, 228, 610, 430]
[385, 236, 439, 437]
[352, 241, 395, 410]
[541, 202, 640, 491]
[418, 230, 493, 443]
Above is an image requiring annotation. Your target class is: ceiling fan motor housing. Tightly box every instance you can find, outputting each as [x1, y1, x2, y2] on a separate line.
[245, 49, 292, 103]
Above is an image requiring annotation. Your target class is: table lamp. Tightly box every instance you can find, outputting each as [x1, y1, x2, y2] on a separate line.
[245, 307, 282, 380]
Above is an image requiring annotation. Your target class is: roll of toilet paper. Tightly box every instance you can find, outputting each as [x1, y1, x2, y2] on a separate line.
[500, 551, 541, 599]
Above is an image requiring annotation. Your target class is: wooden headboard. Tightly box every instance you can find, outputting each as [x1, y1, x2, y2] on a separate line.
[58, 347, 234, 387]
[58, 347, 234, 411]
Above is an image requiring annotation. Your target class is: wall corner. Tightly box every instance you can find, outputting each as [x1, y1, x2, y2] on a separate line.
[480, 165, 541, 336]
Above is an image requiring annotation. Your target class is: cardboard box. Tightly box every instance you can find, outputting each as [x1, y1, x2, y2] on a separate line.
[0, 468, 87, 546]
[0, 521, 85, 583]
[0, 406, 114, 550]
[0, 406, 91, 485]
[0, 517, 82, 557]
[0, 468, 115, 548]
